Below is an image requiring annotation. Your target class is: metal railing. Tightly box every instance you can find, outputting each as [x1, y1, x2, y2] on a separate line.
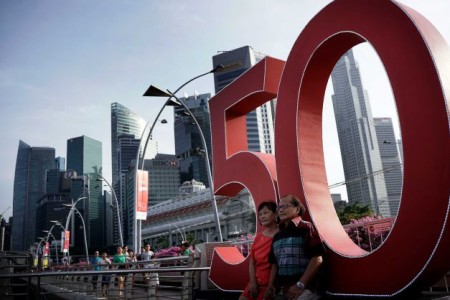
[0, 254, 208, 299]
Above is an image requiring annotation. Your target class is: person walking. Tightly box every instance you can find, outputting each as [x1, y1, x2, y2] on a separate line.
[91, 251, 102, 291]
[113, 246, 127, 296]
[100, 252, 112, 297]
[141, 244, 159, 290]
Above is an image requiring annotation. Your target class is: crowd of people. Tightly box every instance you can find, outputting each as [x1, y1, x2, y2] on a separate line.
[90, 241, 193, 296]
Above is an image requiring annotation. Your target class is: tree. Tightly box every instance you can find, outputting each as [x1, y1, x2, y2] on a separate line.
[337, 202, 374, 225]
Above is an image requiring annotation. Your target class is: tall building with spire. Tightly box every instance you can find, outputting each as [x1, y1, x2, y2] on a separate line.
[12, 140, 55, 251]
[330, 49, 390, 217]
[212, 46, 276, 154]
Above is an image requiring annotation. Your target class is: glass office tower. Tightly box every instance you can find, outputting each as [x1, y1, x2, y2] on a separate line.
[67, 135, 103, 248]
[12, 140, 55, 251]
[111, 102, 156, 246]
[331, 49, 390, 217]
[212, 45, 276, 154]
[174, 93, 212, 186]
[111, 102, 156, 184]
[374, 118, 403, 217]
[143, 153, 181, 206]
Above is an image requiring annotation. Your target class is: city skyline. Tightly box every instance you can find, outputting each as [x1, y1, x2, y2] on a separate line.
[1, 1, 449, 220]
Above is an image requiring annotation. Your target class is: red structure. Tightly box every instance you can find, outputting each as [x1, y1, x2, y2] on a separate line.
[208, 0, 450, 296]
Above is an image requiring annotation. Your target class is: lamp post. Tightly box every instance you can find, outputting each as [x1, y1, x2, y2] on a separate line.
[62, 204, 89, 265]
[59, 196, 86, 259]
[94, 174, 123, 247]
[133, 66, 233, 251]
[144, 85, 223, 242]
[43, 225, 60, 265]
[35, 237, 46, 257]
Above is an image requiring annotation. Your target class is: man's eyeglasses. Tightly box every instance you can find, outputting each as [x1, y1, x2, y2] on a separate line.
[277, 204, 295, 210]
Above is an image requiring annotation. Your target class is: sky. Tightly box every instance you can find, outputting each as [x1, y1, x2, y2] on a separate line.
[1, 1, 449, 221]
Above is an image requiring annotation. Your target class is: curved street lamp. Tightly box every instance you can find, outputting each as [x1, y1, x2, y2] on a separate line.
[131, 66, 234, 251]
[133, 63, 240, 249]
[94, 173, 123, 246]
[42, 229, 59, 265]
[58, 196, 87, 260]
[62, 204, 89, 265]
[144, 86, 223, 242]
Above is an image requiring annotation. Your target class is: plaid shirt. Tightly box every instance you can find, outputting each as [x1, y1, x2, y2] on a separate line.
[269, 217, 324, 287]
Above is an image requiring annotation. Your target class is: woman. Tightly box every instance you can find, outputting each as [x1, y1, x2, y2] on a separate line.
[239, 201, 278, 300]
[113, 246, 127, 296]
[266, 194, 324, 300]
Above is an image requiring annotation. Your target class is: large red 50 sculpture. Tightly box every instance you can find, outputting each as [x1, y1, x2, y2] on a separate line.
[208, 0, 450, 296]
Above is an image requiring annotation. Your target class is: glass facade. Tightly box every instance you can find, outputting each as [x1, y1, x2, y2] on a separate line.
[111, 102, 154, 184]
[331, 50, 390, 217]
[174, 93, 212, 187]
[374, 118, 403, 217]
[111, 102, 157, 246]
[67, 135, 104, 248]
[143, 153, 181, 206]
[12, 140, 55, 251]
[212, 45, 275, 154]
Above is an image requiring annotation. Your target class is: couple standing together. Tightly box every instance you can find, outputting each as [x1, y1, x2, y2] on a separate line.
[240, 194, 324, 300]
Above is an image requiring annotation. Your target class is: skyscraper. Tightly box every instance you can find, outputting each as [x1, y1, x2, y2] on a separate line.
[374, 118, 403, 217]
[55, 157, 65, 171]
[330, 49, 390, 217]
[143, 153, 180, 206]
[212, 45, 275, 153]
[111, 102, 156, 184]
[67, 135, 103, 248]
[174, 93, 212, 186]
[111, 103, 157, 245]
[12, 140, 55, 251]
[35, 169, 72, 245]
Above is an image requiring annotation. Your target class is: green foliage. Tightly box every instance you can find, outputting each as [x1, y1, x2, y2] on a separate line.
[156, 236, 169, 250]
[337, 202, 374, 225]
[185, 233, 196, 245]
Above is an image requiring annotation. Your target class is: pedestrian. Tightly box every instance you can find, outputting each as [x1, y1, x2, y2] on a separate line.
[141, 244, 159, 289]
[180, 242, 191, 256]
[113, 246, 127, 296]
[140, 244, 155, 269]
[100, 252, 112, 297]
[265, 194, 324, 300]
[127, 250, 138, 285]
[239, 201, 278, 300]
[92, 251, 102, 291]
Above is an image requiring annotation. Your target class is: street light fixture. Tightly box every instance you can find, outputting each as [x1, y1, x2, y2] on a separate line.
[58, 196, 87, 260]
[62, 204, 89, 265]
[143, 85, 223, 242]
[43, 229, 59, 265]
[94, 173, 123, 246]
[132, 66, 236, 251]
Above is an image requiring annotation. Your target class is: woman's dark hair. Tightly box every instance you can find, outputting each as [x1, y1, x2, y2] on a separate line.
[282, 194, 306, 216]
[258, 201, 277, 213]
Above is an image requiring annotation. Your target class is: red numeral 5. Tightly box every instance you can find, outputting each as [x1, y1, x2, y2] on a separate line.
[208, 57, 285, 290]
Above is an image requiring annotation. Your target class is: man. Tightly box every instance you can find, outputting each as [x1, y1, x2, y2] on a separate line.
[266, 195, 324, 300]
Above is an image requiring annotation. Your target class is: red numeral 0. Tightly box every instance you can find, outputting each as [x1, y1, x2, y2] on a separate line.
[209, 0, 450, 296]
